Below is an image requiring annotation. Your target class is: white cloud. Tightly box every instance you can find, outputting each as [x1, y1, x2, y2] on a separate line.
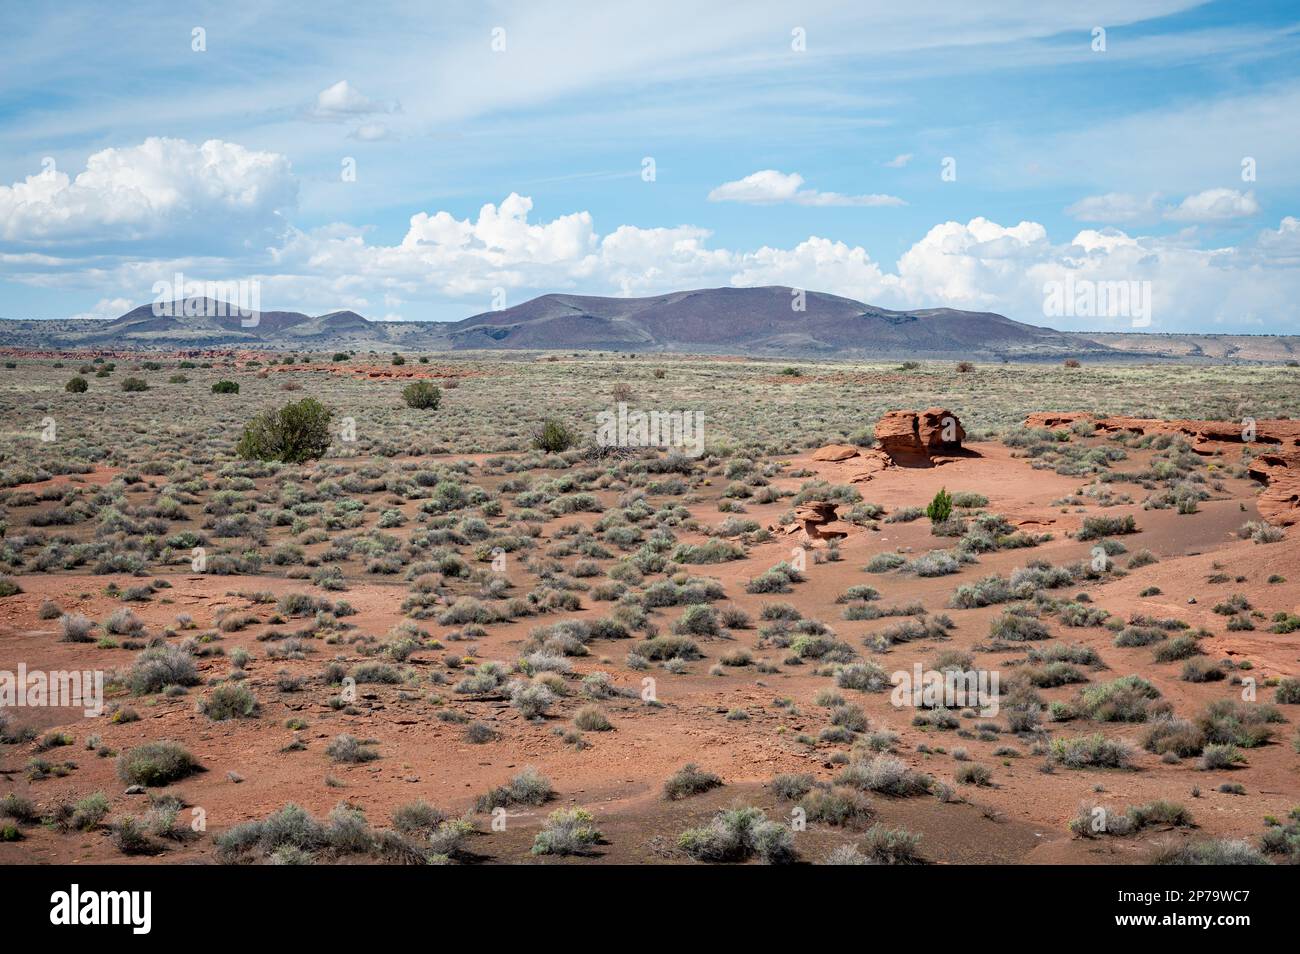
[1068, 188, 1261, 225]
[884, 153, 913, 168]
[349, 122, 395, 142]
[245, 206, 1300, 333]
[1165, 187, 1259, 222]
[708, 170, 905, 208]
[730, 237, 895, 302]
[0, 138, 296, 248]
[1066, 192, 1163, 223]
[71, 297, 133, 319]
[893, 217, 1048, 309]
[3, 153, 1296, 333]
[310, 80, 393, 120]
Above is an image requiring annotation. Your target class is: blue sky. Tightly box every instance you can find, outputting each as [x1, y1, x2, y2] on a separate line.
[2, 0, 1299, 332]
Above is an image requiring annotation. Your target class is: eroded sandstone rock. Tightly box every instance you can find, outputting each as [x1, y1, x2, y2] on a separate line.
[1022, 412, 1300, 525]
[783, 500, 849, 543]
[811, 443, 860, 462]
[874, 407, 965, 462]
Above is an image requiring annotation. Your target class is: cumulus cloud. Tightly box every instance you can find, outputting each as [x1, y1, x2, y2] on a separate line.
[3, 150, 1296, 332]
[1165, 187, 1259, 222]
[0, 138, 296, 248]
[708, 170, 905, 208]
[730, 237, 896, 302]
[262, 202, 1298, 333]
[1068, 188, 1259, 224]
[1066, 192, 1163, 223]
[894, 217, 1049, 309]
[309, 80, 394, 120]
[71, 297, 133, 319]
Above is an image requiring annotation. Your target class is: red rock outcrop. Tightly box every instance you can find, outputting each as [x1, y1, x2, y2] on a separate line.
[811, 444, 861, 462]
[1023, 412, 1093, 429]
[1024, 413, 1300, 450]
[874, 407, 966, 462]
[782, 500, 850, 544]
[1023, 413, 1300, 525]
[844, 450, 894, 483]
[1248, 451, 1300, 526]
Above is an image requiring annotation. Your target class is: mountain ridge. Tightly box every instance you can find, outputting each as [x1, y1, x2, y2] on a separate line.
[2, 287, 1298, 362]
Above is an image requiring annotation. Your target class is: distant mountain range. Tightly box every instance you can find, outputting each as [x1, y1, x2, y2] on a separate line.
[1, 287, 1297, 362]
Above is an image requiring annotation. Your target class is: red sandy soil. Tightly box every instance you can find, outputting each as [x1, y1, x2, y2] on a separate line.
[264, 363, 488, 382]
[1, 431, 1297, 865]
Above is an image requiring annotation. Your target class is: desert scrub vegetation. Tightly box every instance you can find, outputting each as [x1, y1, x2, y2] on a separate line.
[127, 645, 200, 694]
[1149, 839, 1268, 866]
[1077, 675, 1164, 723]
[1238, 520, 1285, 544]
[475, 767, 554, 812]
[677, 806, 795, 864]
[1070, 799, 1194, 838]
[798, 785, 876, 827]
[1048, 733, 1135, 769]
[745, 560, 804, 594]
[401, 381, 441, 409]
[531, 807, 602, 856]
[837, 755, 934, 796]
[1076, 514, 1138, 540]
[237, 397, 333, 463]
[215, 801, 458, 865]
[199, 683, 260, 720]
[326, 734, 379, 763]
[824, 824, 924, 865]
[117, 741, 200, 786]
[663, 763, 723, 800]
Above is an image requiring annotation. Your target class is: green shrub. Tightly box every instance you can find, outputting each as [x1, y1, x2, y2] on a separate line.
[1049, 733, 1135, 769]
[1150, 839, 1268, 865]
[532, 418, 576, 453]
[1276, 678, 1300, 704]
[678, 806, 795, 864]
[925, 488, 953, 524]
[236, 397, 332, 463]
[326, 734, 378, 763]
[117, 741, 200, 786]
[573, 705, 612, 731]
[402, 381, 441, 410]
[65, 376, 88, 393]
[199, 684, 260, 720]
[120, 377, 149, 392]
[211, 380, 240, 394]
[1077, 515, 1137, 541]
[857, 823, 924, 864]
[663, 763, 723, 800]
[531, 807, 602, 856]
[475, 767, 554, 811]
[71, 792, 111, 831]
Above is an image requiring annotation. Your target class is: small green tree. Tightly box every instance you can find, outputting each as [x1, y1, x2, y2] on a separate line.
[236, 398, 332, 463]
[120, 377, 149, 392]
[402, 381, 441, 410]
[211, 380, 240, 394]
[332, 352, 349, 362]
[925, 487, 953, 525]
[65, 376, 88, 393]
[392, 354, 406, 366]
[533, 419, 576, 453]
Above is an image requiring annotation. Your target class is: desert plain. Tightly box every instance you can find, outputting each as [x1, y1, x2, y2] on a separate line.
[0, 352, 1298, 865]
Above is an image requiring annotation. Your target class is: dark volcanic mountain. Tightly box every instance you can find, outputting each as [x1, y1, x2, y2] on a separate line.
[448, 286, 1104, 357]
[3, 286, 1297, 361]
